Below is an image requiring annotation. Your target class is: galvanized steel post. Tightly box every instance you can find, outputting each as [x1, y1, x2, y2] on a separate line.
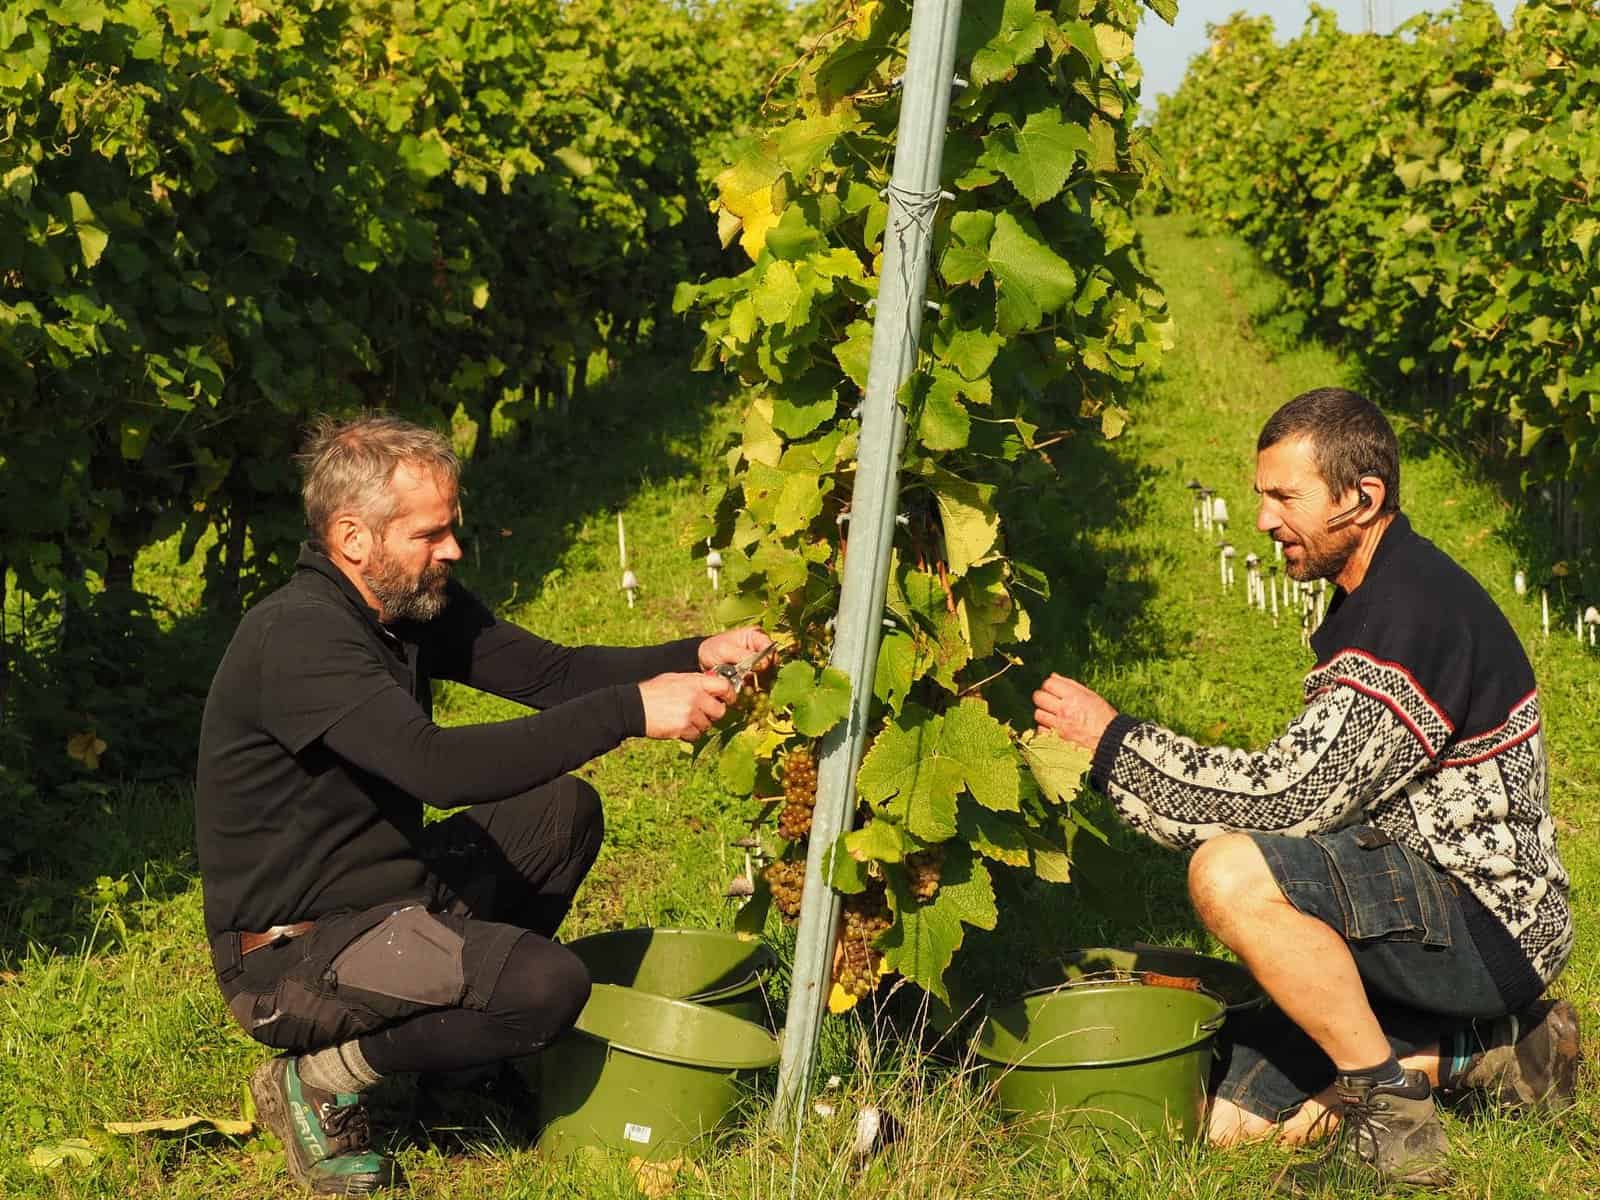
[770, 0, 965, 1135]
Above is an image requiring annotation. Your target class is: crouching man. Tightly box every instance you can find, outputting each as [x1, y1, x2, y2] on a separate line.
[1034, 389, 1577, 1192]
[196, 415, 766, 1194]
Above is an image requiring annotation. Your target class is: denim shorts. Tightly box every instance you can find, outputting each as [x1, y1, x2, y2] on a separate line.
[1212, 823, 1510, 1121]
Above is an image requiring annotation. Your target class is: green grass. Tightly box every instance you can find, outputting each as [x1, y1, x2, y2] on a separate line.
[2, 216, 1596, 1197]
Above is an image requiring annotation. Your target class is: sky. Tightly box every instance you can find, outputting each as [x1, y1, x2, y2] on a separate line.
[1135, 0, 1522, 116]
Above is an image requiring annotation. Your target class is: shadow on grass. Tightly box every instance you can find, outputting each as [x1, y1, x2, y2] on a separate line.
[0, 338, 733, 964]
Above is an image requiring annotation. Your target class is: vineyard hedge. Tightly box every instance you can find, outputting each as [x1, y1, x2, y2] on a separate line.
[1153, 0, 1600, 526]
[0, 0, 806, 851]
[0, 0, 802, 608]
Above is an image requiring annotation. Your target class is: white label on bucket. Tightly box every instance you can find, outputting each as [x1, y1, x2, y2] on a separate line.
[623, 1122, 653, 1145]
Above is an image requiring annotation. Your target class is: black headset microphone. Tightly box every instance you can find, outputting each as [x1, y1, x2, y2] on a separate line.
[1325, 474, 1378, 529]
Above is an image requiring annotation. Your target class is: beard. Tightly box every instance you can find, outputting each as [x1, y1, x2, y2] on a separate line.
[1279, 523, 1360, 583]
[365, 549, 452, 622]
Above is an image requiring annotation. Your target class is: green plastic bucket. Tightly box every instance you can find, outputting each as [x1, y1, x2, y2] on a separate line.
[565, 927, 776, 1027]
[531, 984, 780, 1160]
[976, 979, 1226, 1147]
[1041, 945, 1267, 1017]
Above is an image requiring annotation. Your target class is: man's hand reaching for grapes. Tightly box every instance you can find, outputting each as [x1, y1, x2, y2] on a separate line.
[1032, 673, 1118, 752]
[698, 626, 774, 672]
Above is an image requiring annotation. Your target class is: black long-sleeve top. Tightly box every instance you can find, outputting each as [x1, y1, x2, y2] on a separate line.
[196, 547, 701, 939]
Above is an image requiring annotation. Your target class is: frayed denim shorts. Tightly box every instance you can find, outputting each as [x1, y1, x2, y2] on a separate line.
[1211, 823, 1509, 1121]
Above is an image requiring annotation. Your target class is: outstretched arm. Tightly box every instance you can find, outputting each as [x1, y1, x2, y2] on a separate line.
[1034, 673, 1438, 850]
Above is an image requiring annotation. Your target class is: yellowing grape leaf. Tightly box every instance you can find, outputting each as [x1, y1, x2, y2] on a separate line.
[67, 731, 107, 770]
[104, 1115, 254, 1137]
[714, 151, 784, 259]
[1018, 729, 1093, 805]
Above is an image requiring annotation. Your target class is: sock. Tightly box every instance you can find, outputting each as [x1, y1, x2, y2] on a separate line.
[297, 1040, 383, 1097]
[1338, 1053, 1405, 1089]
[1440, 1013, 1517, 1090]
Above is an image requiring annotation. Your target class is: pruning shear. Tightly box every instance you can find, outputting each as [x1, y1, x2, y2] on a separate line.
[708, 643, 777, 697]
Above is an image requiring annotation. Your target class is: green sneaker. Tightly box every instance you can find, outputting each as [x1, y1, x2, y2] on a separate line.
[1273, 1068, 1450, 1196]
[1453, 998, 1581, 1115]
[249, 1055, 404, 1195]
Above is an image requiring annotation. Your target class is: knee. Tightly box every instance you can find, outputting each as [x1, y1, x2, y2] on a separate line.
[492, 939, 593, 1055]
[1189, 833, 1278, 931]
[563, 775, 604, 859]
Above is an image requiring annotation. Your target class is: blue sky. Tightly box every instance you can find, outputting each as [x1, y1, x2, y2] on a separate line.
[1135, 1, 1522, 115]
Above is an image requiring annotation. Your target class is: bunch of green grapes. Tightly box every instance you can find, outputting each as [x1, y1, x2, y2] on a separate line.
[834, 937, 881, 999]
[906, 846, 944, 901]
[763, 859, 806, 921]
[835, 882, 891, 998]
[777, 746, 818, 840]
[842, 881, 891, 940]
[736, 687, 772, 724]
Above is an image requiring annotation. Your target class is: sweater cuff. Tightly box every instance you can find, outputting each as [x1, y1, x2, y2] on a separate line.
[1089, 713, 1140, 793]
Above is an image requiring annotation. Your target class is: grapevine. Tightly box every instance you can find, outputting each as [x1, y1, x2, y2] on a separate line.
[1152, 1, 1600, 535]
[687, 0, 1172, 1003]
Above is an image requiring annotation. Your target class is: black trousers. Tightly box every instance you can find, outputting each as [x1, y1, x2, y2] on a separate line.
[221, 775, 603, 1076]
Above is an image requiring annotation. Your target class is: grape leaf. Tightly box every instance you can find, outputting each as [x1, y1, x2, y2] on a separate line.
[989, 211, 1076, 335]
[968, 0, 1049, 87]
[939, 702, 1019, 811]
[940, 211, 996, 286]
[873, 628, 916, 714]
[856, 708, 964, 842]
[845, 818, 906, 864]
[958, 801, 1029, 866]
[881, 841, 996, 1001]
[977, 109, 1090, 207]
[833, 319, 874, 390]
[916, 372, 970, 451]
[769, 661, 851, 736]
[926, 466, 999, 576]
[1019, 729, 1093, 805]
[718, 730, 758, 795]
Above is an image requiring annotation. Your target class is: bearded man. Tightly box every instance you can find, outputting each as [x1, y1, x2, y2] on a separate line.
[1033, 389, 1577, 1192]
[196, 415, 764, 1195]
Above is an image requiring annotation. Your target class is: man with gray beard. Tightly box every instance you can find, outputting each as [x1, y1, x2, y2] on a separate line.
[196, 415, 766, 1194]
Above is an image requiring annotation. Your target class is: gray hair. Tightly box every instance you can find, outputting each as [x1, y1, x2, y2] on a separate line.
[297, 414, 460, 548]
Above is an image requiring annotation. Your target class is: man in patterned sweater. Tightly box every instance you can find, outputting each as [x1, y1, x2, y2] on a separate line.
[1033, 389, 1577, 1192]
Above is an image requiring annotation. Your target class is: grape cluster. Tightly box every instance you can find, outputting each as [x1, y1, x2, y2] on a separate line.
[736, 687, 772, 724]
[906, 846, 944, 901]
[763, 859, 805, 921]
[777, 746, 818, 841]
[835, 883, 891, 998]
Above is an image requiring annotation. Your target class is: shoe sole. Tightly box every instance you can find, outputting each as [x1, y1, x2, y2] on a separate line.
[249, 1058, 322, 1187]
[1536, 999, 1581, 1114]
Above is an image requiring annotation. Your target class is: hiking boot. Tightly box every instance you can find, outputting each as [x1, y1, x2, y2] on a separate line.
[1273, 1068, 1450, 1195]
[249, 1055, 404, 1195]
[1453, 998, 1580, 1115]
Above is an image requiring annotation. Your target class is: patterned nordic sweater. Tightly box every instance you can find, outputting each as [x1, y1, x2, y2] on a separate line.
[1089, 514, 1571, 1009]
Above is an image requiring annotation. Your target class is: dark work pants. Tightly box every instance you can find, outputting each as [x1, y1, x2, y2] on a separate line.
[222, 775, 604, 1076]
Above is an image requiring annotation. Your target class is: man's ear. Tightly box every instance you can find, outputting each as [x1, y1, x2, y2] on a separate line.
[1353, 475, 1387, 525]
[329, 513, 371, 566]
